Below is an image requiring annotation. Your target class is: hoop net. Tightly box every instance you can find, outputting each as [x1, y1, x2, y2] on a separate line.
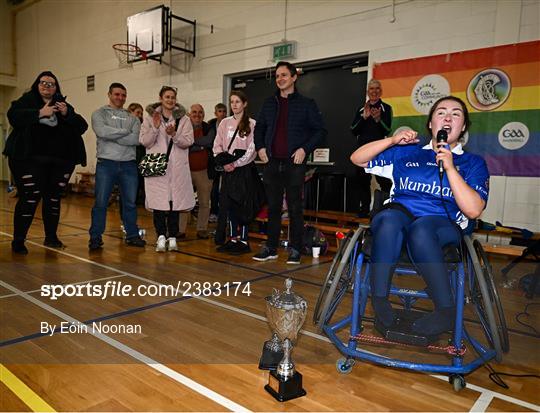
[112, 43, 148, 67]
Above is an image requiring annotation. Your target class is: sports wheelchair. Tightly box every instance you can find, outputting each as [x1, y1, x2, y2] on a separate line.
[313, 226, 509, 391]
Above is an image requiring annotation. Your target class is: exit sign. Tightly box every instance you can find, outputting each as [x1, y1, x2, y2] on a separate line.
[272, 41, 297, 61]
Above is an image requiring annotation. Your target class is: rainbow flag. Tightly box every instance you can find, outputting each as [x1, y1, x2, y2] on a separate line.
[374, 40, 540, 177]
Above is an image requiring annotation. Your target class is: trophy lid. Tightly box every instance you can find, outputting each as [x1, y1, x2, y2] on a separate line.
[266, 278, 307, 311]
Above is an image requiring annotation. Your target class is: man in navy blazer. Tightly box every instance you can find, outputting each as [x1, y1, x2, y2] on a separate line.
[253, 61, 326, 264]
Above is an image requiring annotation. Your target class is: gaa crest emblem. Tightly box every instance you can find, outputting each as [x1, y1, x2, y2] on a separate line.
[467, 68, 511, 111]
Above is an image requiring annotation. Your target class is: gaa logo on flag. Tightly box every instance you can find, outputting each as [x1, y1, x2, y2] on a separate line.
[467, 68, 511, 111]
[498, 122, 529, 150]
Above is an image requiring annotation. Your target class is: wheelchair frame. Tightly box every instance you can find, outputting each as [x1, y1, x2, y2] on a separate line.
[314, 227, 509, 391]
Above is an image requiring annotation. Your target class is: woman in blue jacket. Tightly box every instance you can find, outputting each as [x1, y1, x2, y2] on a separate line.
[350, 96, 489, 336]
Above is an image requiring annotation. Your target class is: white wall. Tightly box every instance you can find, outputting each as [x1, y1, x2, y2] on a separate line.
[1, 0, 539, 230]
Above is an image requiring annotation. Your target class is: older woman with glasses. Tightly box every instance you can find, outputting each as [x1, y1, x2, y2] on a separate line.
[3, 71, 87, 254]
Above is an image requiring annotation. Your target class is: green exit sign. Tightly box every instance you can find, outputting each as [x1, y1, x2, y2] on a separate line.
[272, 41, 297, 61]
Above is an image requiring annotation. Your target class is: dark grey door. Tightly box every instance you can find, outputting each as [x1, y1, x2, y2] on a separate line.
[231, 56, 368, 212]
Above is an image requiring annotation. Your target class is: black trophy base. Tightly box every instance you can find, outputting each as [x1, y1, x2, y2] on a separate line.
[264, 370, 307, 402]
[375, 309, 439, 346]
[259, 342, 284, 370]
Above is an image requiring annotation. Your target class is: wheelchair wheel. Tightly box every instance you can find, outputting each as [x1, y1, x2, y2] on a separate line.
[449, 374, 466, 392]
[336, 357, 355, 374]
[463, 236, 508, 362]
[314, 228, 363, 332]
[313, 230, 354, 326]
[472, 239, 510, 354]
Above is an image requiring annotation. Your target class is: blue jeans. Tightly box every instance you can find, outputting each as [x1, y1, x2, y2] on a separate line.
[89, 159, 140, 240]
[370, 208, 461, 309]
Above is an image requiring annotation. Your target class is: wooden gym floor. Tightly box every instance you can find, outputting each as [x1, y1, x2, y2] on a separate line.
[0, 187, 538, 412]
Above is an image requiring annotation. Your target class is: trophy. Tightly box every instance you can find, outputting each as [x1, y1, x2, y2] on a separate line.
[263, 278, 307, 402]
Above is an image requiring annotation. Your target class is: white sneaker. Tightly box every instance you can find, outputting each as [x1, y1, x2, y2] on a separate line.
[167, 237, 178, 251]
[155, 235, 167, 252]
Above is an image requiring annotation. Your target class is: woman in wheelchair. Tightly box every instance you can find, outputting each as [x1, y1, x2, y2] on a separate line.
[350, 96, 489, 337]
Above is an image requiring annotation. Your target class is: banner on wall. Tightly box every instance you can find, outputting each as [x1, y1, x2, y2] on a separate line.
[373, 40, 540, 177]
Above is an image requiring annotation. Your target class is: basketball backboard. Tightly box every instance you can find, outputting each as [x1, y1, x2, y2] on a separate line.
[127, 5, 166, 62]
[125, 4, 196, 63]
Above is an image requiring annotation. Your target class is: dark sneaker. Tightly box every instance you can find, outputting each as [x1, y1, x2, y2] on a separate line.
[88, 238, 103, 251]
[412, 307, 455, 336]
[217, 240, 237, 253]
[214, 231, 226, 245]
[12, 240, 28, 255]
[196, 230, 209, 239]
[125, 236, 146, 247]
[286, 248, 301, 265]
[44, 237, 64, 248]
[229, 241, 251, 255]
[252, 246, 278, 262]
[89, 238, 103, 251]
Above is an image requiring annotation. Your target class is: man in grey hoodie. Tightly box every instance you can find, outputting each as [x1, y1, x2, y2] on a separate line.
[88, 83, 146, 250]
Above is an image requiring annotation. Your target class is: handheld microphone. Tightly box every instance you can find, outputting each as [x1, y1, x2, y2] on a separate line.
[436, 129, 448, 179]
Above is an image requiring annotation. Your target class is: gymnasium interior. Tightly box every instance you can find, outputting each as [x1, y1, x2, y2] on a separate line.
[1, 1, 539, 411]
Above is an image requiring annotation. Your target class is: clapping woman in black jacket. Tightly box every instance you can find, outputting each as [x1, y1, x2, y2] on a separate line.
[3, 71, 87, 254]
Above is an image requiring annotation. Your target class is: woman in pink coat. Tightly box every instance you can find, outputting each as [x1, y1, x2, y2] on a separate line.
[140, 86, 195, 252]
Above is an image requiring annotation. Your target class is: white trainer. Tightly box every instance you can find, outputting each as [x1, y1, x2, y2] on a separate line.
[155, 235, 167, 252]
[167, 237, 178, 251]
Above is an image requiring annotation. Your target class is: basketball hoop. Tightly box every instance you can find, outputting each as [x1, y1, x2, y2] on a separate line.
[112, 43, 148, 67]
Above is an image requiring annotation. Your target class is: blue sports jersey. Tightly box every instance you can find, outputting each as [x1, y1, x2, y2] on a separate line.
[366, 143, 489, 229]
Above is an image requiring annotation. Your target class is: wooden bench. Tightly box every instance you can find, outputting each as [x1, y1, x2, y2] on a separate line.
[480, 243, 527, 257]
[303, 209, 369, 226]
[475, 228, 540, 241]
[475, 228, 538, 258]
[249, 208, 538, 259]
[249, 214, 369, 252]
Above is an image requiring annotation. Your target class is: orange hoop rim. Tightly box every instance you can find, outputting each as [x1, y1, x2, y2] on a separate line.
[112, 43, 148, 60]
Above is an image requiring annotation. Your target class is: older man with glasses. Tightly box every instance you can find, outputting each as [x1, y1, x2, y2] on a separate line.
[207, 103, 228, 227]
[178, 103, 216, 239]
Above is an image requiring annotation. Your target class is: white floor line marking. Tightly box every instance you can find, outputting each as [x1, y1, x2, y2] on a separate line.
[432, 373, 539, 411]
[469, 391, 494, 412]
[470, 388, 540, 412]
[3, 231, 540, 411]
[0, 280, 251, 413]
[0, 274, 126, 299]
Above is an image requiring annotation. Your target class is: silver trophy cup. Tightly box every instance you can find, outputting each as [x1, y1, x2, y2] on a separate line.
[263, 278, 307, 401]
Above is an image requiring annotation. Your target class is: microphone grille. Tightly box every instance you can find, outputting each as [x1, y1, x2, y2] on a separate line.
[436, 129, 448, 143]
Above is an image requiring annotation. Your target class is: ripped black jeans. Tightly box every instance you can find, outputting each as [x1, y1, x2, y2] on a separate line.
[9, 158, 74, 242]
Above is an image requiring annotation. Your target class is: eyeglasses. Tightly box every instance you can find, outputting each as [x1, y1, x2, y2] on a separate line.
[39, 80, 56, 88]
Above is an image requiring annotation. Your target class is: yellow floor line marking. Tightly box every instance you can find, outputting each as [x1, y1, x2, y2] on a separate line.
[0, 364, 56, 412]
